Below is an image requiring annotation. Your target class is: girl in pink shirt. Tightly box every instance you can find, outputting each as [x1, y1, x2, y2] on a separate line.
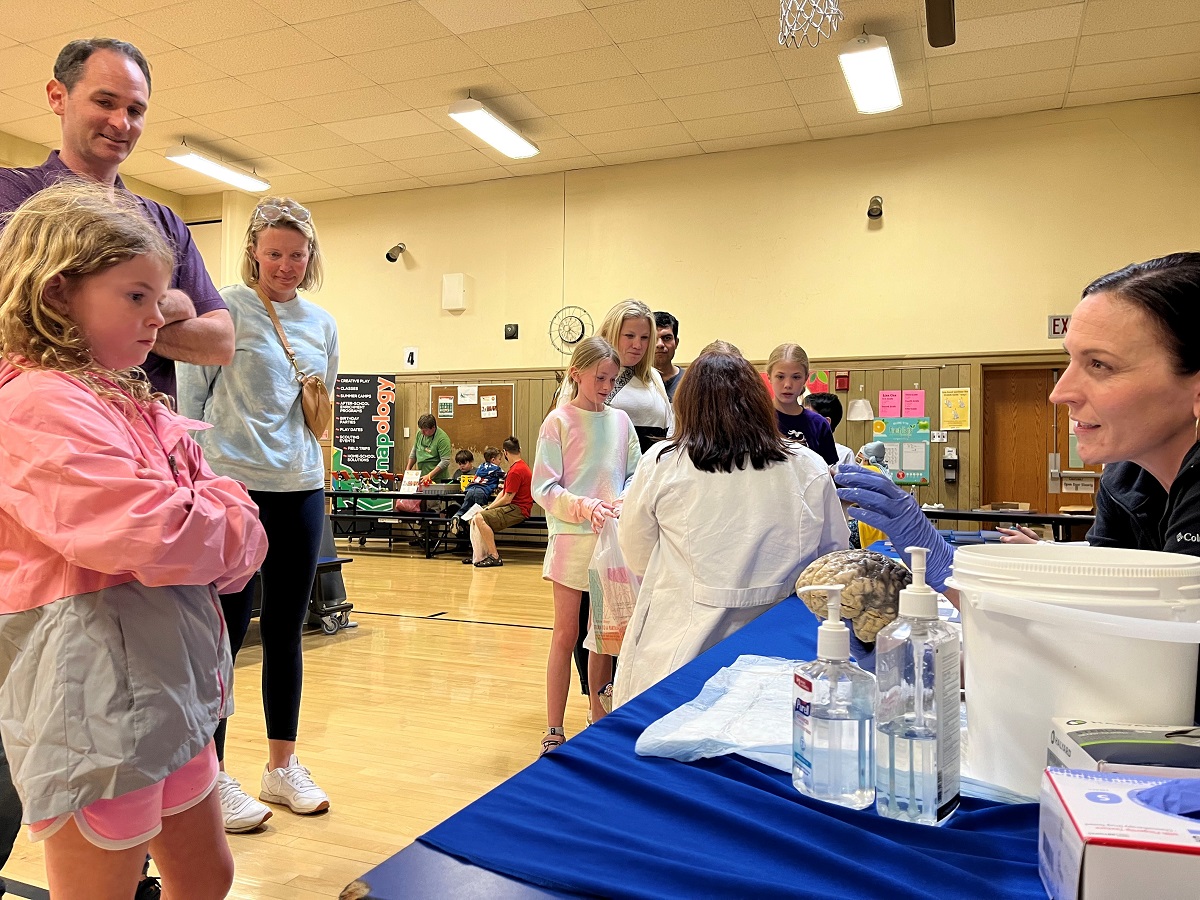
[0, 183, 267, 899]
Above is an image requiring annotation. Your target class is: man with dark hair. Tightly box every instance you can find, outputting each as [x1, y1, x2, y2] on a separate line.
[804, 392, 855, 465]
[0, 38, 234, 398]
[653, 311, 684, 401]
[466, 437, 533, 567]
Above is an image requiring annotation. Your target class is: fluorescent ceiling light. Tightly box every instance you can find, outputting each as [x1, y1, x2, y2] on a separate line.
[837, 33, 902, 115]
[165, 144, 269, 192]
[447, 99, 539, 159]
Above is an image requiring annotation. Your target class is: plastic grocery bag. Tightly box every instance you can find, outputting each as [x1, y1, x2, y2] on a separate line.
[585, 517, 641, 656]
[635, 655, 798, 772]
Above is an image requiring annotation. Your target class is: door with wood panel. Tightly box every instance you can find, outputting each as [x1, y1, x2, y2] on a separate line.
[982, 367, 1102, 516]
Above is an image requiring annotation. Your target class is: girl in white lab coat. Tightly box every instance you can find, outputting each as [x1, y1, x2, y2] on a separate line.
[613, 342, 848, 707]
[533, 337, 641, 754]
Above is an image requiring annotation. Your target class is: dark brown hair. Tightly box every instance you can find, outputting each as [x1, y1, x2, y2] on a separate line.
[454, 449, 474, 465]
[502, 436, 521, 454]
[417, 413, 436, 430]
[661, 341, 791, 473]
[483, 446, 501, 461]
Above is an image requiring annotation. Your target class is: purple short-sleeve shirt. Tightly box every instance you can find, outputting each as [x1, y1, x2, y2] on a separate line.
[0, 152, 225, 397]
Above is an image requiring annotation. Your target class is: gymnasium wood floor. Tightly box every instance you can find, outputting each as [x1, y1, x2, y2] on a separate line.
[0, 542, 582, 899]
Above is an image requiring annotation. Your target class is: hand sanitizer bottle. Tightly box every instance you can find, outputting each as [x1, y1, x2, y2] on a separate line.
[792, 584, 877, 809]
[874, 546, 961, 825]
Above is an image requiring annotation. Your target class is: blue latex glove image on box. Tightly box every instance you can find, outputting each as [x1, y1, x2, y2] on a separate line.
[1135, 778, 1200, 820]
[833, 464, 953, 591]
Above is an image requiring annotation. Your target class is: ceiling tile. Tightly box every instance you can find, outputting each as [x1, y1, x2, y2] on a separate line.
[128, 0, 287, 47]
[254, 171, 334, 194]
[461, 12, 612, 65]
[508, 134, 590, 160]
[924, 4, 1085, 56]
[577, 121, 694, 154]
[292, 186, 352, 203]
[1082, 0, 1200, 35]
[420, 167, 510, 186]
[664, 81, 795, 121]
[596, 142, 703, 165]
[931, 94, 1064, 124]
[119, 148, 176, 175]
[192, 103, 315, 137]
[473, 93, 549, 121]
[345, 37, 487, 84]
[343, 177, 426, 195]
[240, 58, 374, 102]
[697, 126, 812, 153]
[953, 0, 1080, 17]
[147, 51, 228, 90]
[620, 20, 767, 73]
[141, 165, 223, 191]
[525, 74, 656, 115]
[419, 0, 585, 33]
[0, 0, 113, 43]
[1065, 77, 1200, 107]
[682, 105, 807, 141]
[787, 72, 850, 105]
[188, 27, 333, 77]
[30, 18, 175, 58]
[361, 130, 475, 160]
[275, 144, 383, 170]
[808, 111, 930, 140]
[1070, 54, 1200, 92]
[386, 67, 520, 110]
[642, 53, 782, 98]
[590, 0, 752, 43]
[3, 81, 50, 108]
[283, 86, 414, 124]
[555, 100, 678, 135]
[136, 117, 225, 150]
[0, 92, 49, 125]
[2, 114, 61, 146]
[496, 45, 637, 91]
[153, 78, 260, 117]
[93, 0, 182, 13]
[188, 137, 269, 168]
[238, 125, 349, 156]
[297, 4, 452, 56]
[401, 149, 502, 176]
[502, 154, 601, 176]
[505, 114, 571, 141]
[927, 38, 1077, 85]
[0, 45, 57, 91]
[931, 69, 1071, 109]
[325, 110, 444, 143]
[1076, 21, 1200, 66]
[310, 161, 413, 186]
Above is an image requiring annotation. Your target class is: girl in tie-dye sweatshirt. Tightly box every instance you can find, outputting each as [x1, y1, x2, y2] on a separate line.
[533, 337, 641, 754]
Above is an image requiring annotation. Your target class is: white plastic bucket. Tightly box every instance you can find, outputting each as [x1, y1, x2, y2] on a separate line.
[947, 543, 1200, 798]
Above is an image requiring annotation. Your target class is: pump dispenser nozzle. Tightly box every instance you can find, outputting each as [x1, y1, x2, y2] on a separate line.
[900, 545, 938, 619]
[797, 584, 850, 661]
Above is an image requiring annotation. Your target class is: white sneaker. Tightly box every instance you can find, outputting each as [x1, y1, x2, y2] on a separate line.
[217, 771, 272, 833]
[259, 755, 330, 814]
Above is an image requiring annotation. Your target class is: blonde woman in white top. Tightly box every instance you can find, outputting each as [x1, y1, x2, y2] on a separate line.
[597, 299, 672, 452]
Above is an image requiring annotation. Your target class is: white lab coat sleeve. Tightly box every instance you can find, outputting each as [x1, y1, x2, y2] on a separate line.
[805, 467, 851, 556]
[531, 416, 592, 525]
[618, 452, 662, 577]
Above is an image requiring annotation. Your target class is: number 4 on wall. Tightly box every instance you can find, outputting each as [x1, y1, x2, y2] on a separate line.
[404, 347, 418, 369]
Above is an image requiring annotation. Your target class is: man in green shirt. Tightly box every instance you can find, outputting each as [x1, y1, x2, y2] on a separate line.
[407, 413, 452, 485]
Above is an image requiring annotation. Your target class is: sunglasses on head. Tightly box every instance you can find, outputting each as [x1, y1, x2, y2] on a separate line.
[253, 202, 311, 225]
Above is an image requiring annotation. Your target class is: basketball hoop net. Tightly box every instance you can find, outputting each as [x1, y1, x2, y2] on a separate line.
[779, 0, 844, 49]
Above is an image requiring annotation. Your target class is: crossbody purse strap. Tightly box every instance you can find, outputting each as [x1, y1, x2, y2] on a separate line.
[253, 284, 306, 383]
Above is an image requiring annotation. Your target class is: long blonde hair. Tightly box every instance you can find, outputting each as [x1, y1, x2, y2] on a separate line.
[560, 335, 620, 403]
[241, 196, 324, 292]
[0, 181, 174, 406]
[766, 342, 810, 380]
[599, 299, 655, 383]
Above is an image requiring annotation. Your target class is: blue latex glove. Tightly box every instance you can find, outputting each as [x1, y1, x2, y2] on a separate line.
[846, 622, 876, 673]
[833, 464, 953, 591]
[1136, 779, 1200, 819]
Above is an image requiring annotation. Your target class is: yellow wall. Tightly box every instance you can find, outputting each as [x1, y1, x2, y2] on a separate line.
[295, 93, 1199, 375]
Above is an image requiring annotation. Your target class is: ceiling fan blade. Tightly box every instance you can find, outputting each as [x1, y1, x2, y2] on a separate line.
[925, 0, 956, 48]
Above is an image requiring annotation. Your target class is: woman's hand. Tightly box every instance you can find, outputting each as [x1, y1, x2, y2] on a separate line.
[418, 473, 433, 487]
[997, 525, 1040, 544]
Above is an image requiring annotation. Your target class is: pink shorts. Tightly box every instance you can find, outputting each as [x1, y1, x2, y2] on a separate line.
[29, 741, 219, 851]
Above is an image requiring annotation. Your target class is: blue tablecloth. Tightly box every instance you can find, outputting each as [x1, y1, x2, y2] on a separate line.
[412, 597, 1042, 899]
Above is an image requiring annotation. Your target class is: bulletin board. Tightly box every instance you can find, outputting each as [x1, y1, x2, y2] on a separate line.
[430, 383, 515, 454]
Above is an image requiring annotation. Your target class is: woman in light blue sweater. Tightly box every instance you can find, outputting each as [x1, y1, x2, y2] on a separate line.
[178, 197, 338, 833]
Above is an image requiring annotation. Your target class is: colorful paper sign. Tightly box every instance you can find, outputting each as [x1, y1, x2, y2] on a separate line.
[873, 417, 931, 485]
[480, 395, 498, 418]
[457, 385, 478, 404]
[437, 396, 454, 418]
[878, 390, 902, 417]
[806, 370, 830, 394]
[940, 388, 971, 431]
[902, 390, 925, 417]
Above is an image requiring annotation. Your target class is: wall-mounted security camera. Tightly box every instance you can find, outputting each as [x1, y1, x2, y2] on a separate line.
[867, 196, 883, 220]
[385, 243, 406, 262]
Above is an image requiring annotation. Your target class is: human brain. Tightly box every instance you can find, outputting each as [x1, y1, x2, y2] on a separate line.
[795, 550, 912, 642]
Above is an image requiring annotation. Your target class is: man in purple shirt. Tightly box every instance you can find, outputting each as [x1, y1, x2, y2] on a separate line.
[0, 38, 233, 397]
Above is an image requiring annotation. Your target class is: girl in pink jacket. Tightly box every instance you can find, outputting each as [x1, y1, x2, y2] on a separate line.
[0, 183, 267, 898]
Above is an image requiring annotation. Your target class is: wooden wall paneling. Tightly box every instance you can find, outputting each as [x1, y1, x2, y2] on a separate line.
[968, 362, 984, 512]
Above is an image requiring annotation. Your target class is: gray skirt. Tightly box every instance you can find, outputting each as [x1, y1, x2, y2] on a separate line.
[0, 581, 233, 823]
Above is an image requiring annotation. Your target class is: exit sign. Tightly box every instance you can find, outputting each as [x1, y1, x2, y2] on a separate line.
[1048, 315, 1071, 339]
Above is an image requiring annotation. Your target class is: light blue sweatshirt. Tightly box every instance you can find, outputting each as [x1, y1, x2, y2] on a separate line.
[178, 283, 339, 492]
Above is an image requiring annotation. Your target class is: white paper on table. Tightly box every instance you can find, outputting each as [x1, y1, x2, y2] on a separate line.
[457, 385, 478, 404]
[480, 395, 498, 418]
[901, 441, 927, 470]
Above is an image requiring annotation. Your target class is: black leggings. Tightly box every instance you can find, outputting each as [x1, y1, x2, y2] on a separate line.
[214, 488, 324, 759]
